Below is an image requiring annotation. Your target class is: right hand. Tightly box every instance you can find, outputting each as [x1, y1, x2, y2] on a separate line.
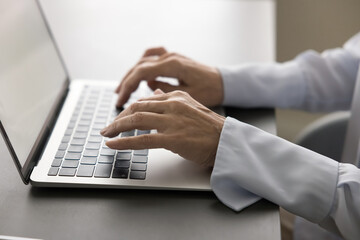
[103, 89, 225, 167]
[115, 47, 224, 108]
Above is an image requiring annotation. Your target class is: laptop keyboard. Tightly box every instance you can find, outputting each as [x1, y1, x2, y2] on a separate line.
[47, 85, 149, 180]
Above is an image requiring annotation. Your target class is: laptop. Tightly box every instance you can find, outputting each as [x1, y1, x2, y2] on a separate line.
[0, 0, 214, 190]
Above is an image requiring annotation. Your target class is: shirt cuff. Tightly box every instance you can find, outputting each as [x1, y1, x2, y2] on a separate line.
[211, 117, 262, 212]
[211, 117, 339, 223]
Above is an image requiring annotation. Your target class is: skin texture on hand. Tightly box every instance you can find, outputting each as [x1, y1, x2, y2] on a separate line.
[102, 89, 225, 167]
[115, 47, 224, 108]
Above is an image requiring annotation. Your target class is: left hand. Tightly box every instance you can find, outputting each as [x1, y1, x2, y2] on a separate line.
[101, 89, 225, 167]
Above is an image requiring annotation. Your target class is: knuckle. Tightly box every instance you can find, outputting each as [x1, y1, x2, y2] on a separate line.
[167, 99, 186, 111]
[167, 55, 181, 65]
[136, 64, 147, 74]
[131, 112, 144, 124]
[168, 100, 179, 109]
[140, 134, 152, 145]
[172, 90, 186, 96]
[167, 52, 177, 58]
[128, 102, 139, 114]
[144, 48, 152, 55]
[171, 90, 181, 95]
[137, 62, 153, 75]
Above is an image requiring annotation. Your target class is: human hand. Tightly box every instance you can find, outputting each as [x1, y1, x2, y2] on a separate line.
[102, 89, 225, 167]
[115, 47, 224, 108]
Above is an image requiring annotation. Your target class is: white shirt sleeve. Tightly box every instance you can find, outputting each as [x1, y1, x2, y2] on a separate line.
[211, 118, 360, 240]
[211, 33, 360, 240]
[219, 32, 360, 112]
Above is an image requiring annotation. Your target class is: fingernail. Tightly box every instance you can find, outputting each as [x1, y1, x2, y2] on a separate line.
[100, 127, 108, 136]
[105, 140, 114, 148]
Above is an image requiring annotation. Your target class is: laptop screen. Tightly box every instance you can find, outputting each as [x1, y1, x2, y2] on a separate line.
[0, 0, 67, 174]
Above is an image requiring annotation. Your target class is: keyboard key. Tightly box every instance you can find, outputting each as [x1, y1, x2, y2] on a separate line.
[51, 158, 62, 167]
[80, 115, 92, 121]
[98, 155, 114, 164]
[86, 99, 97, 104]
[98, 110, 110, 117]
[97, 113, 108, 119]
[92, 124, 105, 130]
[121, 130, 135, 137]
[80, 156, 97, 165]
[62, 136, 71, 143]
[65, 152, 81, 160]
[76, 126, 89, 132]
[58, 143, 68, 151]
[133, 149, 148, 156]
[90, 130, 101, 137]
[94, 118, 107, 124]
[77, 165, 95, 177]
[130, 171, 146, 180]
[112, 168, 129, 179]
[83, 149, 99, 157]
[67, 122, 76, 129]
[116, 152, 131, 160]
[59, 168, 76, 176]
[70, 116, 78, 123]
[114, 160, 130, 169]
[102, 143, 110, 149]
[55, 150, 65, 158]
[68, 145, 83, 153]
[97, 109, 109, 114]
[132, 155, 148, 163]
[137, 130, 151, 135]
[48, 167, 59, 176]
[86, 142, 100, 150]
[100, 102, 112, 108]
[100, 149, 116, 156]
[117, 149, 132, 153]
[73, 132, 88, 139]
[64, 128, 73, 136]
[88, 136, 102, 143]
[62, 160, 79, 168]
[83, 109, 95, 115]
[78, 120, 91, 126]
[94, 164, 112, 178]
[70, 138, 86, 146]
[131, 163, 147, 171]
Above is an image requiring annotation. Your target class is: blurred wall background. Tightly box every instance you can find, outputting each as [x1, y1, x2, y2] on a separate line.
[276, 0, 360, 142]
[276, 1, 360, 239]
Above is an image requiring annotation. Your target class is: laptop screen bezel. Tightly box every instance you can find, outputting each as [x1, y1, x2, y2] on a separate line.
[0, 0, 71, 184]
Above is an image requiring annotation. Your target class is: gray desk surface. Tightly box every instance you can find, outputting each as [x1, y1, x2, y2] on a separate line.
[0, 109, 279, 240]
[0, 1, 280, 239]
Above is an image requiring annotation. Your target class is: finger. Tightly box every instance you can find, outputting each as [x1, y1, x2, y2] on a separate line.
[101, 112, 166, 138]
[147, 80, 186, 93]
[116, 52, 186, 94]
[115, 56, 160, 94]
[143, 47, 167, 57]
[154, 89, 164, 95]
[116, 57, 183, 107]
[137, 92, 170, 102]
[115, 100, 168, 120]
[106, 133, 168, 150]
